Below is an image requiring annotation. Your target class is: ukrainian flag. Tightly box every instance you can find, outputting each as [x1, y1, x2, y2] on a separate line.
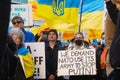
[36, 0, 80, 32]
[80, 0, 104, 30]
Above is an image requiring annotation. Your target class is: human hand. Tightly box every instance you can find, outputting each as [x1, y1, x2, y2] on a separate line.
[104, 0, 110, 2]
[48, 74, 55, 80]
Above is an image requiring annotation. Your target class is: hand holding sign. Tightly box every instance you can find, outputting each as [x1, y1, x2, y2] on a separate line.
[48, 74, 55, 80]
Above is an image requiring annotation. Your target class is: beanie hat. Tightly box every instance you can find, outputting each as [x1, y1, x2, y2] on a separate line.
[47, 29, 58, 38]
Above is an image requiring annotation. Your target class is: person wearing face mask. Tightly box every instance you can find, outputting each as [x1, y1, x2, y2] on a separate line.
[69, 32, 94, 80]
[73, 39, 84, 50]
[68, 33, 85, 50]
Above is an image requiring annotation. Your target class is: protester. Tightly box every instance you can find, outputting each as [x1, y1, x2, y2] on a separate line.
[45, 29, 64, 80]
[72, 32, 85, 50]
[100, 32, 106, 45]
[63, 43, 69, 50]
[68, 38, 75, 50]
[104, 0, 120, 76]
[0, 0, 11, 78]
[12, 16, 35, 42]
[96, 44, 108, 80]
[105, 0, 120, 48]
[92, 38, 101, 48]
[68, 32, 85, 50]
[69, 32, 94, 80]
[35, 30, 48, 42]
[105, 0, 120, 80]
[0, 35, 19, 80]
[9, 28, 34, 80]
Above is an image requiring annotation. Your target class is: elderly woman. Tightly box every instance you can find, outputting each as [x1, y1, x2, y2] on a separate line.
[0, 35, 18, 80]
[9, 28, 34, 80]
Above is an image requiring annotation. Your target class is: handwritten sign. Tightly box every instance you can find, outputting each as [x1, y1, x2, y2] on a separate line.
[10, 4, 33, 26]
[57, 49, 96, 76]
[25, 42, 46, 79]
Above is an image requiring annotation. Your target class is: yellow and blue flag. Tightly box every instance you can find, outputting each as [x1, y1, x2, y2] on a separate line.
[80, 0, 104, 30]
[35, 0, 105, 40]
[36, 0, 80, 32]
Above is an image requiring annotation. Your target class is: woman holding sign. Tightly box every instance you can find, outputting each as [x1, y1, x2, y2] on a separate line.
[69, 32, 95, 80]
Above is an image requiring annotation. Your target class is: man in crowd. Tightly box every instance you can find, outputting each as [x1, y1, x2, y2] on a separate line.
[105, 0, 120, 48]
[104, 0, 120, 77]
[12, 16, 35, 42]
[105, 0, 120, 80]
[45, 29, 63, 80]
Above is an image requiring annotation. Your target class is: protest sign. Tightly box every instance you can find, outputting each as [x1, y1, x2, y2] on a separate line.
[25, 42, 46, 79]
[10, 4, 33, 26]
[57, 49, 96, 76]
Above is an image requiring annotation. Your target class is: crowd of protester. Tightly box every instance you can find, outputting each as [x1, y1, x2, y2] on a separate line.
[0, 15, 109, 80]
[1, 0, 120, 80]
[1, 0, 120, 79]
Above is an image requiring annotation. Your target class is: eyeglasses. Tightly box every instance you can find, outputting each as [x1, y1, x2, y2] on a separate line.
[12, 21, 22, 25]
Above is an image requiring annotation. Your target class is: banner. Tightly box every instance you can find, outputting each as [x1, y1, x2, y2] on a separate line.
[25, 42, 46, 79]
[36, 0, 80, 32]
[88, 29, 102, 40]
[80, 0, 104, 30]
[57, 49, 96, 76]
[28, 1, 43, 20]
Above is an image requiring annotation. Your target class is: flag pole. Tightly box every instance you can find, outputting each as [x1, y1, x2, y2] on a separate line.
[78, 0, 84, 33]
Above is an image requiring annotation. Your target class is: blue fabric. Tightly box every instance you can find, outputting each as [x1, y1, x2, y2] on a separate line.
[93, 38, 98, 45]
[17, 46, 28, 56]
[79, 0, 104, 14]
[8, 28, 35, 42]
[8, 27, 13, 32]
[38, 0, 80, 8]
[22, 28, 35, 42]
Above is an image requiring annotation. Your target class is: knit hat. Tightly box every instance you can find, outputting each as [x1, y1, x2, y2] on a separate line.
[47, 29, 58, 38]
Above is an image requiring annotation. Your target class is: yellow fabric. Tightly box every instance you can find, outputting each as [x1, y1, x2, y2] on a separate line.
[18, 52, 34, 78]
[37, 36, 43, 42]
[30, 23, 50, 36]
[88, 29, 102, 40]
[63, 31, 74, 41]
[28, 2, 42, 20]
[30, 26, 40, 36]
[81, 11, 104, 30]
[50, 20, 78, 32]
[36, 4, 79, 32]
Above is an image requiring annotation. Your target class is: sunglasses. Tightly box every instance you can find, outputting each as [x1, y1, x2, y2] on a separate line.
[12, 21, 22, 25]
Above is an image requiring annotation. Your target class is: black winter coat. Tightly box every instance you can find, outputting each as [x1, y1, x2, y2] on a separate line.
[106, 1, 120, 68]
[45, 41, 63, 80]
[0, 36, 19, 80]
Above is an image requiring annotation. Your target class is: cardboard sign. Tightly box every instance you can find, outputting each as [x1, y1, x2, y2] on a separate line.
[57, 49, 96, 76]
[25, 42, 46, 79]
[10, 4, 33, 26]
